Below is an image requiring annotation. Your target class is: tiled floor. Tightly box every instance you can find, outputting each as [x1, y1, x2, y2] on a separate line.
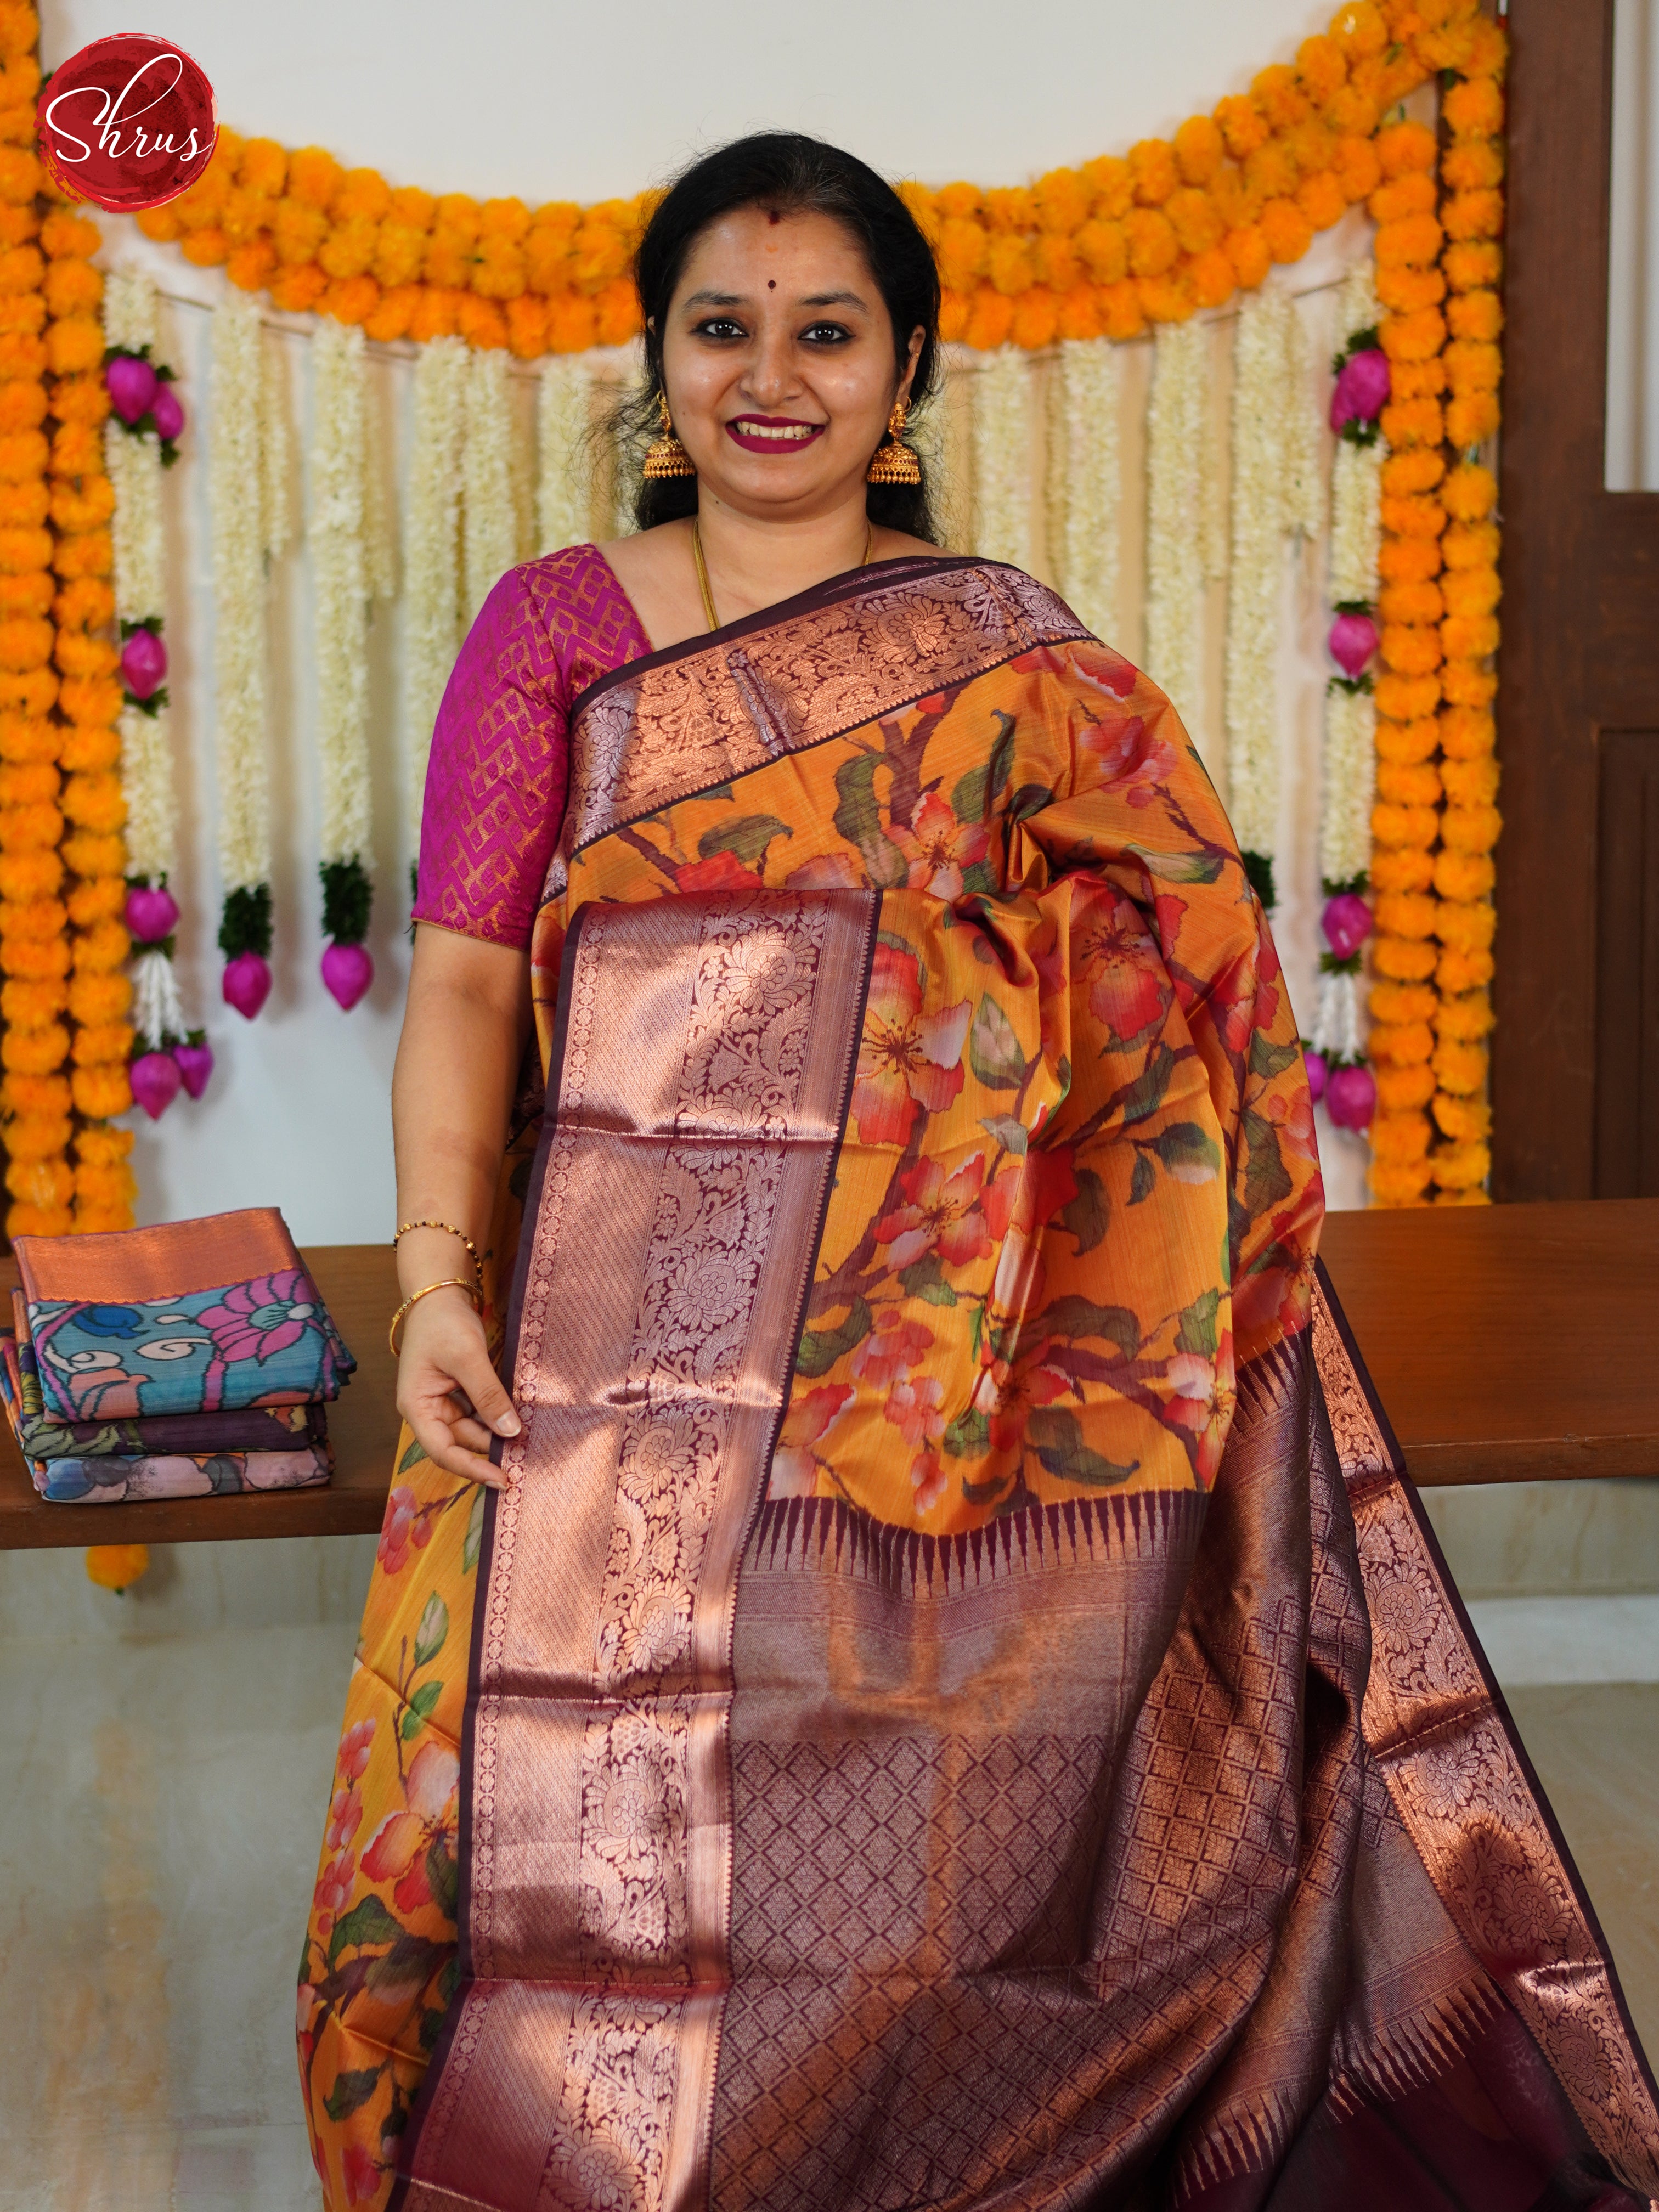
[1, 1554, 1655, 2211]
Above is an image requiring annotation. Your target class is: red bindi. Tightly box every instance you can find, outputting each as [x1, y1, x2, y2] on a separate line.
[768, 279, 776, 289]
[768, 208, 781, 225]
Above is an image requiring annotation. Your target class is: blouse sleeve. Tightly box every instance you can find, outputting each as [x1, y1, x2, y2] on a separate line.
[411, 568, 572, 949]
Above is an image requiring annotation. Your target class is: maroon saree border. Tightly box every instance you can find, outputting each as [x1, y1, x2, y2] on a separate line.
[1313, 1260, 1659, 2191]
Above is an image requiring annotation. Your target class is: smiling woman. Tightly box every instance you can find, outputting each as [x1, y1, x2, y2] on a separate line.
[296, 129, 1659, 2212]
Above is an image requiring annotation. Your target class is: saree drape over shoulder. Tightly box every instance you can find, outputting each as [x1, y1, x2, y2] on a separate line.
[301, 554, 1659, 2212]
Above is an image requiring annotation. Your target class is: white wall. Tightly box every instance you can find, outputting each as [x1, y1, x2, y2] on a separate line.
[35, 0, 1386, 1242]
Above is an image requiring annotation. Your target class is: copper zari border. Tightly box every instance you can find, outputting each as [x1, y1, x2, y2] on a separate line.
[1312, 1263, 1659, 2191]
[393, 888, 880, 2212]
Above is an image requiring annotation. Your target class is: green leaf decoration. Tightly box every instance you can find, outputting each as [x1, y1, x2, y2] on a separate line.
[327, 1894, 403, 1967]
[978, 1113, 1028, 1156]
[1242, 1107, 1293, 1213]
[425, 1837, 459, 1921]
[365, 1931, 448, 1995]
[437, 1955, 460, 2006]
[1056, 1054, 1073, 1103]
[1126, 843, 1225, 885]
[1118, 1042, 1176, 1127]
[1249, 1029, 1301, 1082]
[419, 2005, 445, 2053]
[833, 750, 883, 848]
[950, 709, 1017, 822]
[413, 1592, 449, 1669]
[1129, 1153, 1155, 1205]
[961, 1468, 1013, 1504]
[1008, 780, 1053, 825]
[400, 1679, 443, 1741]
[1058, 1165, 1109, 1254]
[697, 814, 793, 866]
[1150, 1121, 1222, 1181]
[795, 1296, 872, 1378]
[397, 1436, 428, 1474]
[1026, 1407, 1140, 1488]
[1039, 1296, 1140, 1357]
[899, 1252, 958, 1306]
[970, 995, 1025, 1091]
[1175, 1286, 1221, 1358]
[958, 858, 996, 898]
[462, 1487, 484, 1574]
[943, 1406, 990, 1459]
[323, 2066, 383, 2123]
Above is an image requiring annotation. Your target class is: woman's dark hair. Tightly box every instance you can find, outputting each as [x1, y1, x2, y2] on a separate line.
[621, 131, 942, 540]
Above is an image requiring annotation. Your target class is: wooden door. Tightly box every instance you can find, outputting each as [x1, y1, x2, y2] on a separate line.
[1496, 0, 1659, 1197]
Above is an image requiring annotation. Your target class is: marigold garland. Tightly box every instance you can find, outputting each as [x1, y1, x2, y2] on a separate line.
[0, 4, 133, 1243]
[1364, 43, 1506, 1205]
[133, 0, 1495, 357]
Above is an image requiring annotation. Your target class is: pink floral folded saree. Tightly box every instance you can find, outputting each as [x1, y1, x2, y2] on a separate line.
[302, 551, 1659, 2211]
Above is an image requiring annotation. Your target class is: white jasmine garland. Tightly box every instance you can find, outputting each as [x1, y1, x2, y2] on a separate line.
[260, 328, 292, 562]
[1222, 288, 1300, 869]
[970, 347, 1031, 572]
[132, 944, 186, 1052]
[309, 319, 372, 875]
[1046, 338, 1120, 640]
[462, 346, 517, 624]
[535, 355, 592, 555]
[1328, 267, 1383, 607]
[207, 295, 272, 900]
[1144, 319, 1207, 732]
[402, 336, 467, 850]
[912, 350, 967, 555]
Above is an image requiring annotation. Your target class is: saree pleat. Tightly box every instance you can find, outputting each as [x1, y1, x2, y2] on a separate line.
[300, 557, 1658, 2212]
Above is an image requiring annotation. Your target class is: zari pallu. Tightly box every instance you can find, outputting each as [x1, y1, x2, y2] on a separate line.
[300, 557, 1659, 2209]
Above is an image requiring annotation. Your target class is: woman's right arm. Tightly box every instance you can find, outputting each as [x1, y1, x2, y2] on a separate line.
[390, 923, 532, 1486]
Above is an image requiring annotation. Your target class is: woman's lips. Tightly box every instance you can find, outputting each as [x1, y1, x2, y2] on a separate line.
[724, 416, 826, 455]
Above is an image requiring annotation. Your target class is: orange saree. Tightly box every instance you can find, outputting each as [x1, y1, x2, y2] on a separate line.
[301, 556, 1658, 2210]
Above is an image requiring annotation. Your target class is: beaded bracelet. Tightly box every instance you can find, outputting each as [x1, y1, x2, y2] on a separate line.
[394, 1218, 483, 1293]
[389, 1277, 481, 1358]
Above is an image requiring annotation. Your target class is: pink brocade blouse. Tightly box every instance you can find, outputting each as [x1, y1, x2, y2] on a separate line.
[410, 545, 653, 947]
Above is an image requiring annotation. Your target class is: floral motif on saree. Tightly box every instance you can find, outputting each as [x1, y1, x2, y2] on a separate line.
[301, 557, 1659, 2212]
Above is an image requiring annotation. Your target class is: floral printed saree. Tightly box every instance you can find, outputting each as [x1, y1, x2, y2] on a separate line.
[301, 556, 1659, 2211]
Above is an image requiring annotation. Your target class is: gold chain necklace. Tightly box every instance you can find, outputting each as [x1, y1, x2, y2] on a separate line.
[691, 517, 873, 635]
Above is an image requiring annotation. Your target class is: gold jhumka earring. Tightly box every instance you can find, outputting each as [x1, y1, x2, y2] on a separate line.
[867, 398, 921, 486]
[642, 393, 696, 479]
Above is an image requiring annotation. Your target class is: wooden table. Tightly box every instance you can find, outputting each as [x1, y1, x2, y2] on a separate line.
[1, 1199, 1654, 1549]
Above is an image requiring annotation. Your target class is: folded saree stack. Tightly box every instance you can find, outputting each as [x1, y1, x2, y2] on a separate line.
[2, 1206, 354, 1504]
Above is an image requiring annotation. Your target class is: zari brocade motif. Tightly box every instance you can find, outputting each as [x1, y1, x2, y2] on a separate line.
[301, 560, 1658, 2211]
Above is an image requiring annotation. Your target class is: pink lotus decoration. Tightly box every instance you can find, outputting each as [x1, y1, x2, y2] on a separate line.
[1321, 891, 1373, 962]
[1328, 611, 1379, 680]
[174, 1038, 214, 1099]
[120, 626, 167, 700]
[151, 384, 184, 442]
[124, 882, 178, 943]
[223, 951, 272, 1020]
[1303, 1048, 1328, 1104]
[1325, 1063, 1378, 1131]
[321, 941, 373, 1011]
[129, 1049, 182, 1120]
[105, 353, 157, 426]
[1329, 347, 1391, 433]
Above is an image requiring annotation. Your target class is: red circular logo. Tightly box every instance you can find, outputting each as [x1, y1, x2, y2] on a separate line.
[36, 33, 216, 213]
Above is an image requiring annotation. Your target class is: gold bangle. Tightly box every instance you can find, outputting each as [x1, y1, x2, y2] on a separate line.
[389, 1277, 481, 1358]
[394, 1218, 484, 1291]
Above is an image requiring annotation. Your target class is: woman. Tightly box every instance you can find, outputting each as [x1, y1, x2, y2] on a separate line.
[300, 134, 1658, 2211]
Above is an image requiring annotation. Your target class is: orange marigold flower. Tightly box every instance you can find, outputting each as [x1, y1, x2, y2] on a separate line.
[0, 527, 49, 577]
[1252, 63, 1310, 133]
[1442, 141, 1504, 194]
[64, 875, 125, 928]
[269, 264, 328, 315]
[1378, 578, 1445, 628]
[0, 428, 44, 482]
[1331, 1, 1389, 59]
[53, 632, 116, 680]
[1445, 337, 1502, 393]
[1080, 155, 1133, 219]
[50, 479, 116, 535]
[1443, 78, 1504, 138]
[454, 295, 507, 350]
[0, 331, 46, 379]
[1369, 1109, 1432, 1164]
[1443, 241, 1502, 296]
[372, 224, 428, 290]
[272, 199, 327, 266]
[1441, 566, 1500, 619]
[1441, 612, 1499, 662]
[319, 213, 380, 282]
[1381, 307, 1447, 363]
[1442, 663, 1498, 710]
[1376, 120, 1437, 177]
[1075, 219, 1127, 285]
[1332, 134, 1381, 201]
[981, 186, 1035, 233]
[1442, 521, 1500, 573]
[59, 724, 119, 772]
[0, 705, 52, 754]
[504, 294, 549, 358]
[1447, 289, 1503, 344]
[1441, 754, 1499, 809]
[1381, 448, 1445, 496]
[0, 240, 38, 295]
[1124, 207, 1178, 278]
[1296, 170, 1346, 230]
[226, 240, 277, 293]
[1375, 212, 1443, 268]
[936, 217, 986, 292]
[1446, 389, 1501, 447]
[1441, 461, 1497, 521]
[1369, 1019, 1435, 1066]
[1380, 623, 1442, 676]
[1295, 32, 1348, 99]
[0, 666, 52, 715]
[334, 167, 391, 224]
[288, 146, 343, 212]
[1372, 850, 1437, 895]
[70, 1064, 131, 1118]
[1056, 283, 1103, 342]
[5, 1111, 70, 1159]
[1376, 758, 1442, 805]
[1188, 249, 1235, 311]
[1431, 1039, 1489, 1096]
[1326, 82, 1381, 137]
[1434, 851, 1494, 903]
[1375, 1063, 1438, 1113]
[1443, 189, 1504, 244]
[1435, 900, 1497, 955]
[0, 1017, 67, 1070]
[1379, 493, 1447, 541]
[362, 284, 419, 344]
[1462, 16, 1508, 78]
[0, 574, 48, 620]
[1206, 166, 1254, 233]
[236, 137, 286, 198]
[1372, 800, 1440, 849]
[1375, 714, 1441, 762]
[1213, 95, 1269, 162]
[986, 235, 1034, 297]
[934, 182, 983, 221]
[1370, 172, 1437, 224]
[43, 261, 100, 318]
[66, 970, 130, 1024]
[49, 375, 110, 428]
[1032, 170, 1089, 235]
[1375, 265, 1445, 313]
[1245, 138, 1299, 204]
[1173, 115, 1223, 186]
[0, 145, 38, 205]
[180, 227, 229, 269]
[1166, 187, 1221, 256]
[0, 849, 61, 901]
[1428, 1140, 1491, 1190]
[544, 293, 597, 353]
[320, 274, 379, 326]
[1374, 934, 1439, 981]
[936, 290, 969, 345]
[1260, 196, 1312, 263]
[45, 318, 103, 376]
[1379, 537, 1443, 584]
[1128, 139, 1178, 206]
[1440, 803, 1502, 858]
[1376, 671, 1441, 721]
[57, 674, 120, 725]
[1034, 234, 1080, 292]
[1435, 954, 1495, 1003]
[1012, 288, 1060, 349]
[1096, 278, 1146, 342]
[0, 755, 53, 801]
[1368, 1159, 1434, 1206]
[964, 286, 1017, 352]
[1137, 272, 1194, 324]
[0, 375, 40, 432]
